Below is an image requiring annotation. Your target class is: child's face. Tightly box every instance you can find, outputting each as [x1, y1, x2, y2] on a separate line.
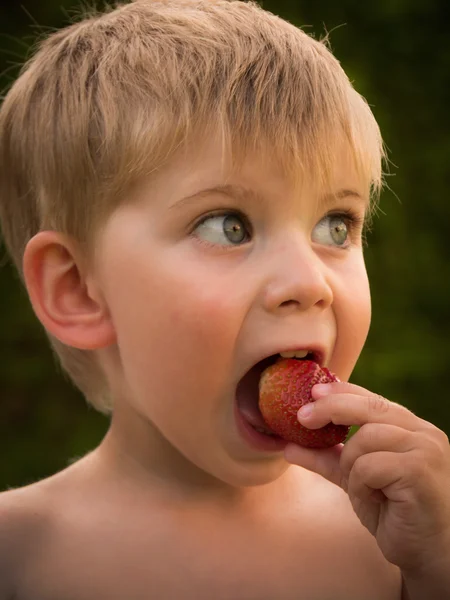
[92, 138, 371, 488]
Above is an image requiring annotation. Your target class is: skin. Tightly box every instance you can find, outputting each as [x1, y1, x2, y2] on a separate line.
[2, 136, 447, 598]
[288, 383, 450, 598]
[88, 139, 373, 492]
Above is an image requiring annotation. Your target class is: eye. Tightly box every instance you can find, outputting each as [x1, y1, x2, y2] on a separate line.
[192, 211, 251, 247]
[312, 213, 352, 247]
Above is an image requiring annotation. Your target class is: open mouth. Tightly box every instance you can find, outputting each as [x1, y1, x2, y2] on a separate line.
[235, 352, 317, 440]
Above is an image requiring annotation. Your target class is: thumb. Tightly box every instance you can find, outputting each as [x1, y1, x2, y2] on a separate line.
[284, 443, 345, 489]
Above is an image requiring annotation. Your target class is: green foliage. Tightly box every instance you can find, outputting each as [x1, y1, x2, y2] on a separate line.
[1, 0, 449, 489]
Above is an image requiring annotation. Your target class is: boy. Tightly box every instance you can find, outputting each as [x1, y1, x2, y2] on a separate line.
[0, 0, 449, 598]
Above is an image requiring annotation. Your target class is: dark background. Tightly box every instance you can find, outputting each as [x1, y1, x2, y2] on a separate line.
[1, 0, 449, 490]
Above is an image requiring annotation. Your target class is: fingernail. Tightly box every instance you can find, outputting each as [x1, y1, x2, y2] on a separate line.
[313, 383, 332, 397]
[298, 404, 314, 419]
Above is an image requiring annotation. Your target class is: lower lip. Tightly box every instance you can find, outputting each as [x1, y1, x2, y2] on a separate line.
[234, 399, 288, 453]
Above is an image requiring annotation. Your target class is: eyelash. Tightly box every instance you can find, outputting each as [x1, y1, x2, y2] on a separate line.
[190, 208, 365, 251]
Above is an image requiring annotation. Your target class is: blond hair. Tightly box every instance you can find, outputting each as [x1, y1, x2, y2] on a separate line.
[0, 0, 385, 413]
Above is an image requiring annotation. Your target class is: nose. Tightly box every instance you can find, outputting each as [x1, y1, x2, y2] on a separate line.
[262, 235, 333, 314]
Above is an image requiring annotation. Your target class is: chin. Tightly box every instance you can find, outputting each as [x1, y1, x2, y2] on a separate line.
[213, 457, 291, 489]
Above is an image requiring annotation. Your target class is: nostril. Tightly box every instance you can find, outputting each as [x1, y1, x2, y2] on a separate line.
[280, 300, 299, 309]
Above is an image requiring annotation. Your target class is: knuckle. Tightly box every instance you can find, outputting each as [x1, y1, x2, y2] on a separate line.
[416, 423, 450, 462]
[351, 455, 368, 480]
[367, 394, 390, 417]
[407, 451, 428, 478]
[423, 434, 450, 468]
[328, 400, 344, 425]
[329, 406, 343, 425]
[427, 423, 450, 447]
[357, 423, 379, 447]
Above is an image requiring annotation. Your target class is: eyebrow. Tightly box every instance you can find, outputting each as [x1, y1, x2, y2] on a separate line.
[169, 183, 367, 212]
[318, 189, 368, 211]
[168, 184, 263, 211]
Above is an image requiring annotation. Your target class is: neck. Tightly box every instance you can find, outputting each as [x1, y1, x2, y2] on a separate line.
[95, 400, 266, 510]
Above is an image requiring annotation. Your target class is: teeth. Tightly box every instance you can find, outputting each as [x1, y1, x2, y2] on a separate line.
[279, 350, 310, 359]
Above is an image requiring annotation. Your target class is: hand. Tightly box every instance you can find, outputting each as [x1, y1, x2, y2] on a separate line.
[283, 381, 450, 576]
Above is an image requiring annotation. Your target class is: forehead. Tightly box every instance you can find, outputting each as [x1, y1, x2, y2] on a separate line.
[119, 135, 370, 230]
[169, 135, 368, 201]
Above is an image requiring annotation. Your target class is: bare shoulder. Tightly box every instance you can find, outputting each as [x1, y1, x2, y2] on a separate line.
[288, 468, 402, 599]
[0, 454, 98, 600]
[0, 481, 55, 599]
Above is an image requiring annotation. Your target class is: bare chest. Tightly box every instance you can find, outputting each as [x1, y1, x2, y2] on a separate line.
[17, 509, 399, 600]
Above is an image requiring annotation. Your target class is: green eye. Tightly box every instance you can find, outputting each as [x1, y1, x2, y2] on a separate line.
[194, 212, 250, 246]
[312, 215, 349, 247]
[329, 217, 348, 245]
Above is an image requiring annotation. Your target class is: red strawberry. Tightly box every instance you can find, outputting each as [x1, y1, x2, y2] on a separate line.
[258, 358, 349, 449]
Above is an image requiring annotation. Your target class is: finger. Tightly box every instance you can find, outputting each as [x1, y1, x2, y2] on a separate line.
[339, 423, 416, 484]
[345, 452, 400, 535]
[298, 390, 419, 431]
[284, 442, 345, 488]
[346, 451, 444, 539]
[314, 381, 385, 398]
[347, 451, 406, 502]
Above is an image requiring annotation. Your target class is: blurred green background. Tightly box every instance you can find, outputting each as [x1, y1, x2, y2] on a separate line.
[1, 0, 449, 491]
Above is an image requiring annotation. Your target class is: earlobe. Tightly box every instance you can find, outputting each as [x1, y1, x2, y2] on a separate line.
[22, 231, 116, 350]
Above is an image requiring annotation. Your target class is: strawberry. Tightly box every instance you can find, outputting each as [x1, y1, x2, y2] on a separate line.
[258, 358, 349, 449]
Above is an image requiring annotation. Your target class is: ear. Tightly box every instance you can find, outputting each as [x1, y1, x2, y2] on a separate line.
[22, 231, 116, 350]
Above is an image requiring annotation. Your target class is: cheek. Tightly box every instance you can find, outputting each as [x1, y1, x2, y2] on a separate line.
[169, 289, 244, 350]
[332, 261, 371, 379]
[104, 254, 243, 408]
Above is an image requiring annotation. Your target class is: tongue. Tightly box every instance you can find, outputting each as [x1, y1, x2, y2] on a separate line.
[236, 363, 276, 433]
